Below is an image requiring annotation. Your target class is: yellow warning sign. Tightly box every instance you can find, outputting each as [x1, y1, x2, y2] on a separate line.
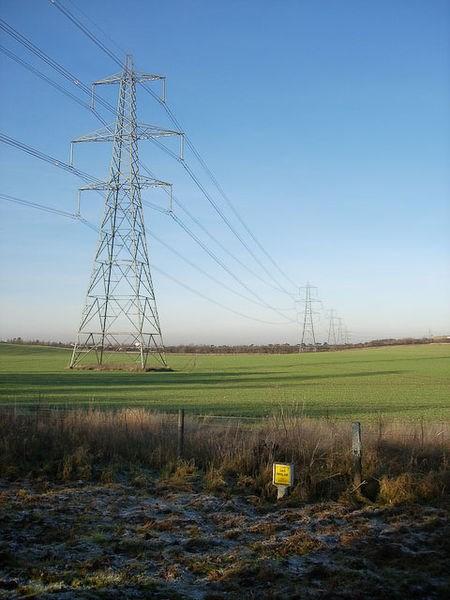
[273, 462, 294, 486]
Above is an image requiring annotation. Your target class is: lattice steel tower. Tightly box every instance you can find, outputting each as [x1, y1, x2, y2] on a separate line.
[70, 55, 180, 369]
[327, 309, 339, 347]
[298, 282, 319, 351]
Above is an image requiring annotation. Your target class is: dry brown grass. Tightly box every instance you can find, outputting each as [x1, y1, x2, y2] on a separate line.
[271, 530, 324, 557]
[0, 407, 448, 504]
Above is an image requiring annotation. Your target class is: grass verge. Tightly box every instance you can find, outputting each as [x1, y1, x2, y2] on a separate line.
[1, 407, 448, 505]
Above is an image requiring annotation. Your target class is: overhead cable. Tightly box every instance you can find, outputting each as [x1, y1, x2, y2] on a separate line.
[150, 265, 294, 326]
[48, 0, 298, 296]
[0, 192, 289, 326]
[149, 230, 291, 310]
[169, 212, 295, 322]
[2, 12, 298, 319]
[2, 15, 295, 300]
[0, 133, 98, 182]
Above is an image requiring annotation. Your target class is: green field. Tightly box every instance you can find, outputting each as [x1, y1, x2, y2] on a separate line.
[0, 343, 449, 420]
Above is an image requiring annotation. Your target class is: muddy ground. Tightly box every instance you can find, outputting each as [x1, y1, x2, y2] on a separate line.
[0, 480, 449, 599]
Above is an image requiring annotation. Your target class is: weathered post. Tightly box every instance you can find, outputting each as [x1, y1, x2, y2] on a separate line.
[177, 408, 185, 459]
[420, 416, 424, 448]
[352, 421, 362, 488]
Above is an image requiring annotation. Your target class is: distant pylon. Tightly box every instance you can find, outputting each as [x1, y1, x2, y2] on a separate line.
[336, 317, 344, 345]
[69, 55, 182, 369]
[343, 325, 351, 345]
[327, 309, 339, 347]
[298, 282, 320, 352]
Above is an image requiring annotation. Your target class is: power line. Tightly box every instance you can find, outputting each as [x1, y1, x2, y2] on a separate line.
[0, 191, 98, 232]
[0, 18, 124, 121]
[172, 196, 283, 292]
[1, 20, 290, 298]
[179, 156, 296, 297]
[0, 192, 78, 219]
[0, 192, 290, 326]
[0, 193, 242, 311]
[0, 18, 93, 97]
[49, 0, 125, 69]
[182, 141, 300, 291]
[2, 16, 297, 305]
[48, 0, 298, 296]
[145, 132, 295, 296]
[0, 44, 90, 111]
[139, 155, 290, 294]
[2, 13, 300, 327]
[0, 131, 295, 323]
[0, 50, 296, 321]
[149, 230, 291, 312]
[0, 132, 98, 183]
[64, 0, 128, 57]
[150, 264, 293, 326]
[169, 212, 295, 322]
[0, 46, 167, 217]
[141, 92, 299, 292]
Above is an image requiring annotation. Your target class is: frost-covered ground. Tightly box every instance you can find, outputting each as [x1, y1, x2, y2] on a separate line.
[0, 481, 449, 599]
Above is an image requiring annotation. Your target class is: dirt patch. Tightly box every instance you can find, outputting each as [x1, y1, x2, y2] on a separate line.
[0, 480, 448, 599]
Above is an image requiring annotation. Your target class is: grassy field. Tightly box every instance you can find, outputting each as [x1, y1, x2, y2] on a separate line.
[0, 342, 449, 420]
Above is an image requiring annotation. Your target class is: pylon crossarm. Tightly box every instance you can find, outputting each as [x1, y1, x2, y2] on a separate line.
[93, 72, 164, 87]
[92, 73, 123, 86]
[71, 126, 121, 143]
[91, 71, 165, 110]
[136, 124, 181, 139]
[79, 182, 116, 192]
[139, 176, 171, 189]
[140, 178, 173, 211]
[136, 72, 165, 82]
[138, 125, 184, 160]
[72, 124, 181, 145]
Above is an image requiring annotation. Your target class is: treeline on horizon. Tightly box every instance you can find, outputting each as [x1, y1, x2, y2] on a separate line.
[2, 335, 449, 354]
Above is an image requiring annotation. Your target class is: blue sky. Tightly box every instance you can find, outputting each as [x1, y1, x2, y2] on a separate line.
[0, 0, 449, 344]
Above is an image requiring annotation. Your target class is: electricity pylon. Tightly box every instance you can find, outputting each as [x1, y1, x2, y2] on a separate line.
[327, 309, 339, 347]
[336, 317, 344, 345]
[343, 325, 351, 345]
[298, 282, 320, 352]
[70, 55, 182, 369]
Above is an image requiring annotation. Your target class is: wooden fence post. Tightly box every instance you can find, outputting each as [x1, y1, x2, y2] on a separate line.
[177, 409, 185, 459]
[352, 421, 362, 488]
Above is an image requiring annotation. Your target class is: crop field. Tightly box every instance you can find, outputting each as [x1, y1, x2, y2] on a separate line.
[0, 342, 449, 420]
